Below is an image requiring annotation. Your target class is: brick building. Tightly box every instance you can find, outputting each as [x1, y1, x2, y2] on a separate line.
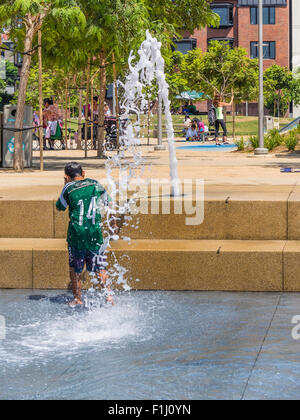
[175, 0, 290, 115]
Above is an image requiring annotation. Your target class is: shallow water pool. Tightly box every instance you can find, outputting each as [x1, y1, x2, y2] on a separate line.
[177, 144, 237, 151]
[1, 290, 300, 400]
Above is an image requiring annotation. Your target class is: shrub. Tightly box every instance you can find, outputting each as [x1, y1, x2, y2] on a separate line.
[235, 137, 245, 151]
[264, 129, 282, 151]
[284, 131, 298, 151]
[249, 135, 259, 149]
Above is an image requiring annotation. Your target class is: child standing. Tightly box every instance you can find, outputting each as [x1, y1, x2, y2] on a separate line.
[56, 162, 117, 306]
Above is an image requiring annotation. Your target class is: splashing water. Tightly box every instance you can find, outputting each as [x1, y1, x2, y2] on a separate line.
[98, 31, 181, 298]
[119, 30, 180, 197]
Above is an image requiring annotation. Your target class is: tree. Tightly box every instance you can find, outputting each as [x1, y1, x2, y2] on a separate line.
[77, 0, 148, 157]
[264, 65, 300, 117]
[0, 0, 85, 171]
[164, 51, 189, 105]
[180, 41, 259, 135]
[181, 41, 259, 101]
[144, 0, 218, 33]
[13, 65, 62, 107]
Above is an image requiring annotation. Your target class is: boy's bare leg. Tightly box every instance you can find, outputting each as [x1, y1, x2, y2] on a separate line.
[96, 270, 114, 304]
[69, 267, 83, 305]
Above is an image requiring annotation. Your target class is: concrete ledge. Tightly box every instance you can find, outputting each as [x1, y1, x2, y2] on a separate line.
[0, 190, 298, 241]
[288, 187, 300, 240]
[112, 240, 284, 292]
[284, 241, 300, 291]
[53, 201, 68, 239]
[53, 197, 289, 241]
[0, 201, 54, 238]
[0, 239, 34, 288]
[33, 239, 69, 289]
[120, 199, 287, 240]
[0, 238, 290, 291]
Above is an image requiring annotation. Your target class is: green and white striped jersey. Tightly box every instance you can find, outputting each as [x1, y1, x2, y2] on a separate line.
[56, 178, 111, 251]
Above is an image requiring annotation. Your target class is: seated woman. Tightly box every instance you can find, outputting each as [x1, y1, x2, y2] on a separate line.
[186, 124, 198, 141]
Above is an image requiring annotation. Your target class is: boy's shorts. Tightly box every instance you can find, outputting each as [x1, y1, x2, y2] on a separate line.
[68, 247, 108, 274]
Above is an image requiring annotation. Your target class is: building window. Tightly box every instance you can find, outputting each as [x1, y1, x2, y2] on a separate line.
[250, 41, 276, 59]
[250, 7, 275, 25]
[173, 39, 197, 55]
[211, 3, 234, 27]
[208, 38, 234, 49]
[14, 52, 23, 68]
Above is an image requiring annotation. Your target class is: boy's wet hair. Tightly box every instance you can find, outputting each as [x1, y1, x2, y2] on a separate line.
[65, 162, 83, 179]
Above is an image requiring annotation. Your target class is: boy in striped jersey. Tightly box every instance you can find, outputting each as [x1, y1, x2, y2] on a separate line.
[56, 162, 117, 306]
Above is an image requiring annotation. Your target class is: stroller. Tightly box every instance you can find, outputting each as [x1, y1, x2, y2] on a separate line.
[104, 116, 129, 150]
[104, 117, 118, 151]
[81, 116, 129, 151]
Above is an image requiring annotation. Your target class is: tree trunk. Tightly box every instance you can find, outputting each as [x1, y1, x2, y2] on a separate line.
[68, 91, 71, 148]
[232, 101, 236, 140]
[112, 52, 119, 149]
[147, 100, 150, 146]
[14, 23, 35, 171]
[38, 29, 43, 171]
[64, 78, 68, 149]
[77, 80, 83, 150]
[91, 85, 94, 148]
[97, 50, 106, 158]
[84, 60, 91, 158]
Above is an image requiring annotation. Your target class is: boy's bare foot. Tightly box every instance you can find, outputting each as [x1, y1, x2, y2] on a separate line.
[68, 298, 83, 306]
[106, 295, 114, 305]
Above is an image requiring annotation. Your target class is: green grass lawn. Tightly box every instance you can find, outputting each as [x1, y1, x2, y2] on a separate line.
[140, 115, 294, 138]
[68, 115, 294, 139]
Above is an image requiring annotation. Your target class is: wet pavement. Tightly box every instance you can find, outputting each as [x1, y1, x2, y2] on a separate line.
[0, 290, 300, 400]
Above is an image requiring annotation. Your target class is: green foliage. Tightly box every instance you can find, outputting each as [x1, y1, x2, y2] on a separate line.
[249, 135, 259, 149]
[5, 60, 18, 86]
[0, 60, 18, 105]
[180, 41, 259, 103]
[165, 51, 189, 103]
[144, 0, 219, 33]
[264, 65, 300, 117]
[235, 137, 245, 151]
[12, 64, 69, 108]
[264, 129, 282, 151]
[77, 0, 148, 74]
[284, 130, 299, 151]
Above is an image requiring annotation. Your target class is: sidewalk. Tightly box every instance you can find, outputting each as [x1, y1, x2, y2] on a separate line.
[1, 140, 300, 199]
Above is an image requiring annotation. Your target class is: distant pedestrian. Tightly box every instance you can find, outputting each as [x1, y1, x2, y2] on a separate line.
[213, 93, 234, 145]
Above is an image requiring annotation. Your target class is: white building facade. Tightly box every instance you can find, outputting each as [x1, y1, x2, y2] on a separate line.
[291, 0, 300, 117]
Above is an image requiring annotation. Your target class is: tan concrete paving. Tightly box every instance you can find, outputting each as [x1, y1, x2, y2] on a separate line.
[1, 143, 300, 291]
[1, 141, 300, 201]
